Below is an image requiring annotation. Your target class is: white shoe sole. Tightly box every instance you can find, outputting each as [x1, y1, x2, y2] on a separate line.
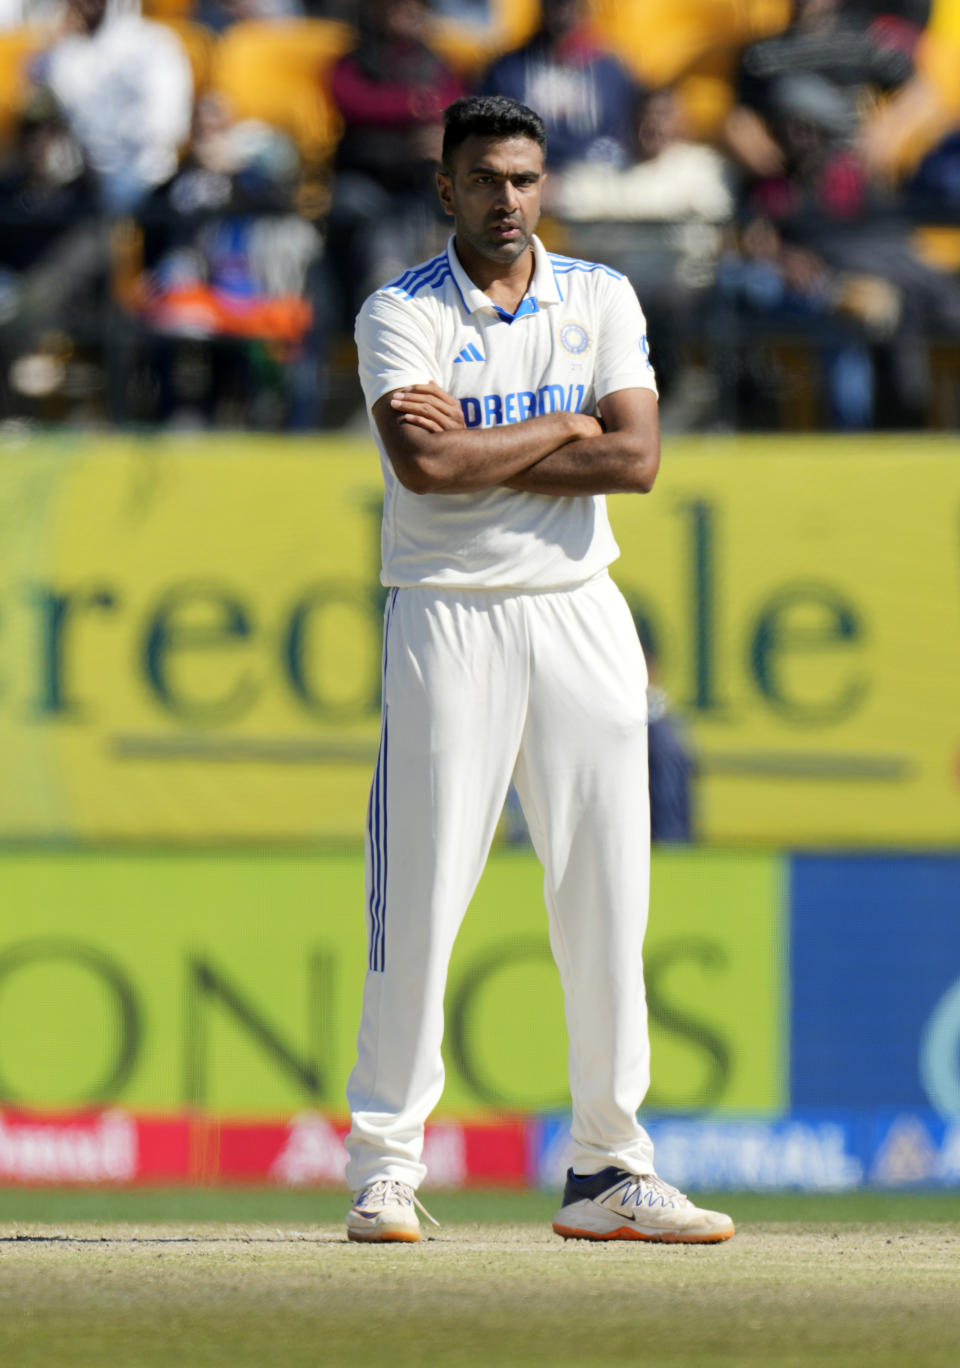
[347, 1224, 421, 1244]
[553, 1198, 734, 1244]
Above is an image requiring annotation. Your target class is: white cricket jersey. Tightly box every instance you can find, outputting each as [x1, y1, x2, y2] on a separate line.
[355, 233, 658, 589]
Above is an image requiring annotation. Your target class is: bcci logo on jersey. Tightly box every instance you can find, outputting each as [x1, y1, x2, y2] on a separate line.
[559, 322, 591, 355]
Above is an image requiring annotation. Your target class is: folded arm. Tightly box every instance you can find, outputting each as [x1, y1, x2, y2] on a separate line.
[503, 387, 659, 495]
[372, 383, 602, 494]
[379, 382, 659, 496]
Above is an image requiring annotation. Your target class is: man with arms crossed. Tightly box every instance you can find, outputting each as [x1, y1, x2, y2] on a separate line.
[345, 94, 733, 1246]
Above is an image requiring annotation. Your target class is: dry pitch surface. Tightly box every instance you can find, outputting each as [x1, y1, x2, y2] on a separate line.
[2, 1212, 959, 1367]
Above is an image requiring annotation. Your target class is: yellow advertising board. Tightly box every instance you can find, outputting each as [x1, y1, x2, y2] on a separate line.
[612, 435, 960, 847]
[0, 848, 784, 1119]
[1, 432, 959, 846]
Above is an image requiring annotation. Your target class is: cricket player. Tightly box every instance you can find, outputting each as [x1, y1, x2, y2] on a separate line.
[344, 94, 734, 1246]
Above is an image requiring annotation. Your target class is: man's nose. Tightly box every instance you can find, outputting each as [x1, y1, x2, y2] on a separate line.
[496, 180, 519, 210]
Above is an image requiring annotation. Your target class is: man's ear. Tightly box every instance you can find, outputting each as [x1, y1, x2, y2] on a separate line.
[436, 169, 455, 218]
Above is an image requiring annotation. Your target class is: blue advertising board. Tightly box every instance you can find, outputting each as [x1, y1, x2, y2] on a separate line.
[790, 855, 960, 1115]
[531, 1110, 960, 1191]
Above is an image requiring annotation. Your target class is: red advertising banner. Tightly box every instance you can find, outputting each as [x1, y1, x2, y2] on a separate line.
[0, 1109, 530, 1188]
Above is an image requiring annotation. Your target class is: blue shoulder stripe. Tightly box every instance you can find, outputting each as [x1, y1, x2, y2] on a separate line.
[406, 254, 449, 288]
[385, 258, 452, 301]
[408, 265, 451, 297]
[548, 253, 624, 281]
[385, 252, 449, 298]
[390, 251, 446, 292]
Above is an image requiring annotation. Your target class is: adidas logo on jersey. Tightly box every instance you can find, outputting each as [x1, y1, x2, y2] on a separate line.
[453, 343, 484, 363]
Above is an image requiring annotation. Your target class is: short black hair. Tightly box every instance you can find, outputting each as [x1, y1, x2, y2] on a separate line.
[441, 95, 547, 172]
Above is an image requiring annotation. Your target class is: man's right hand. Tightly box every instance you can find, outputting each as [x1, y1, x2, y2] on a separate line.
[391, 382, 466, 433]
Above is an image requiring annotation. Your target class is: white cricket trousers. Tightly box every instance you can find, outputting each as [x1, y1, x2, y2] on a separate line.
[345, 569, 655, 1190]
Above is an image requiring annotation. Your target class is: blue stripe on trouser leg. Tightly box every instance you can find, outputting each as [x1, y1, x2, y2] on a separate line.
[367, 589, 397, 973]
[366, 736, 382, 972]
[346, 586, 529, 1191]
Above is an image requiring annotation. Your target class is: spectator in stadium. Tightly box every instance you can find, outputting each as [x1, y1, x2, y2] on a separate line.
[548, 86, 734, 223]
[720, 68, 960, 427]
[713, 221, 883, 430]
[861, 0, 960, 181]
[723, 0, 920, 181]
[324, 0, 463, 330]
[0, 89, 100, 407]
[32, 0, 193, 218]
[0, 90, 94, 313]
[132, 92, 323, 427]
[478, 0, 638, 171]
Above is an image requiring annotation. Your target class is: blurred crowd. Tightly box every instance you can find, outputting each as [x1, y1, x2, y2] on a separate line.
[0, 0, 959, 431]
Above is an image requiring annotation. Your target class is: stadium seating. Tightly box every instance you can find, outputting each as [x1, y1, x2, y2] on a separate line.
[590, 0, 790, 87]
[428, 0, 539, 79]
[0, 26, 46, 152]
[207, 18, 354, 166]
[590, 0, 792, 141]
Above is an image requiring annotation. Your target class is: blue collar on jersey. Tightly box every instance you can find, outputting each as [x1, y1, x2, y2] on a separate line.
[447, 234, 562, 317]
[491, 296, 540, 323]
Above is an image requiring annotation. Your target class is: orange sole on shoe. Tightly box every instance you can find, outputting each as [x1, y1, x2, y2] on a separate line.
[347, 1228, 421, 1243]
[553, 1222, 734, 1244]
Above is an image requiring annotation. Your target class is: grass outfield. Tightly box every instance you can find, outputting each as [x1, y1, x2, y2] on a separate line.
[5, 1186, 960, 1224]
[2, 1191, 959, 1368]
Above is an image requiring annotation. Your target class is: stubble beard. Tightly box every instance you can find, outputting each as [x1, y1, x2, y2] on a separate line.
[457, 219, 534, 267]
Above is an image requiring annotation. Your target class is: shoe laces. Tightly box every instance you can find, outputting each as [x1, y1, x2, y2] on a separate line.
[357, 1179, 440, 1227]
[624, 1173, 686, 1209]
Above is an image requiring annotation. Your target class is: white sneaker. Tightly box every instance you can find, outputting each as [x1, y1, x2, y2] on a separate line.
[553, 1167, 734, 1244]
[346, 1179, 432, 1243]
